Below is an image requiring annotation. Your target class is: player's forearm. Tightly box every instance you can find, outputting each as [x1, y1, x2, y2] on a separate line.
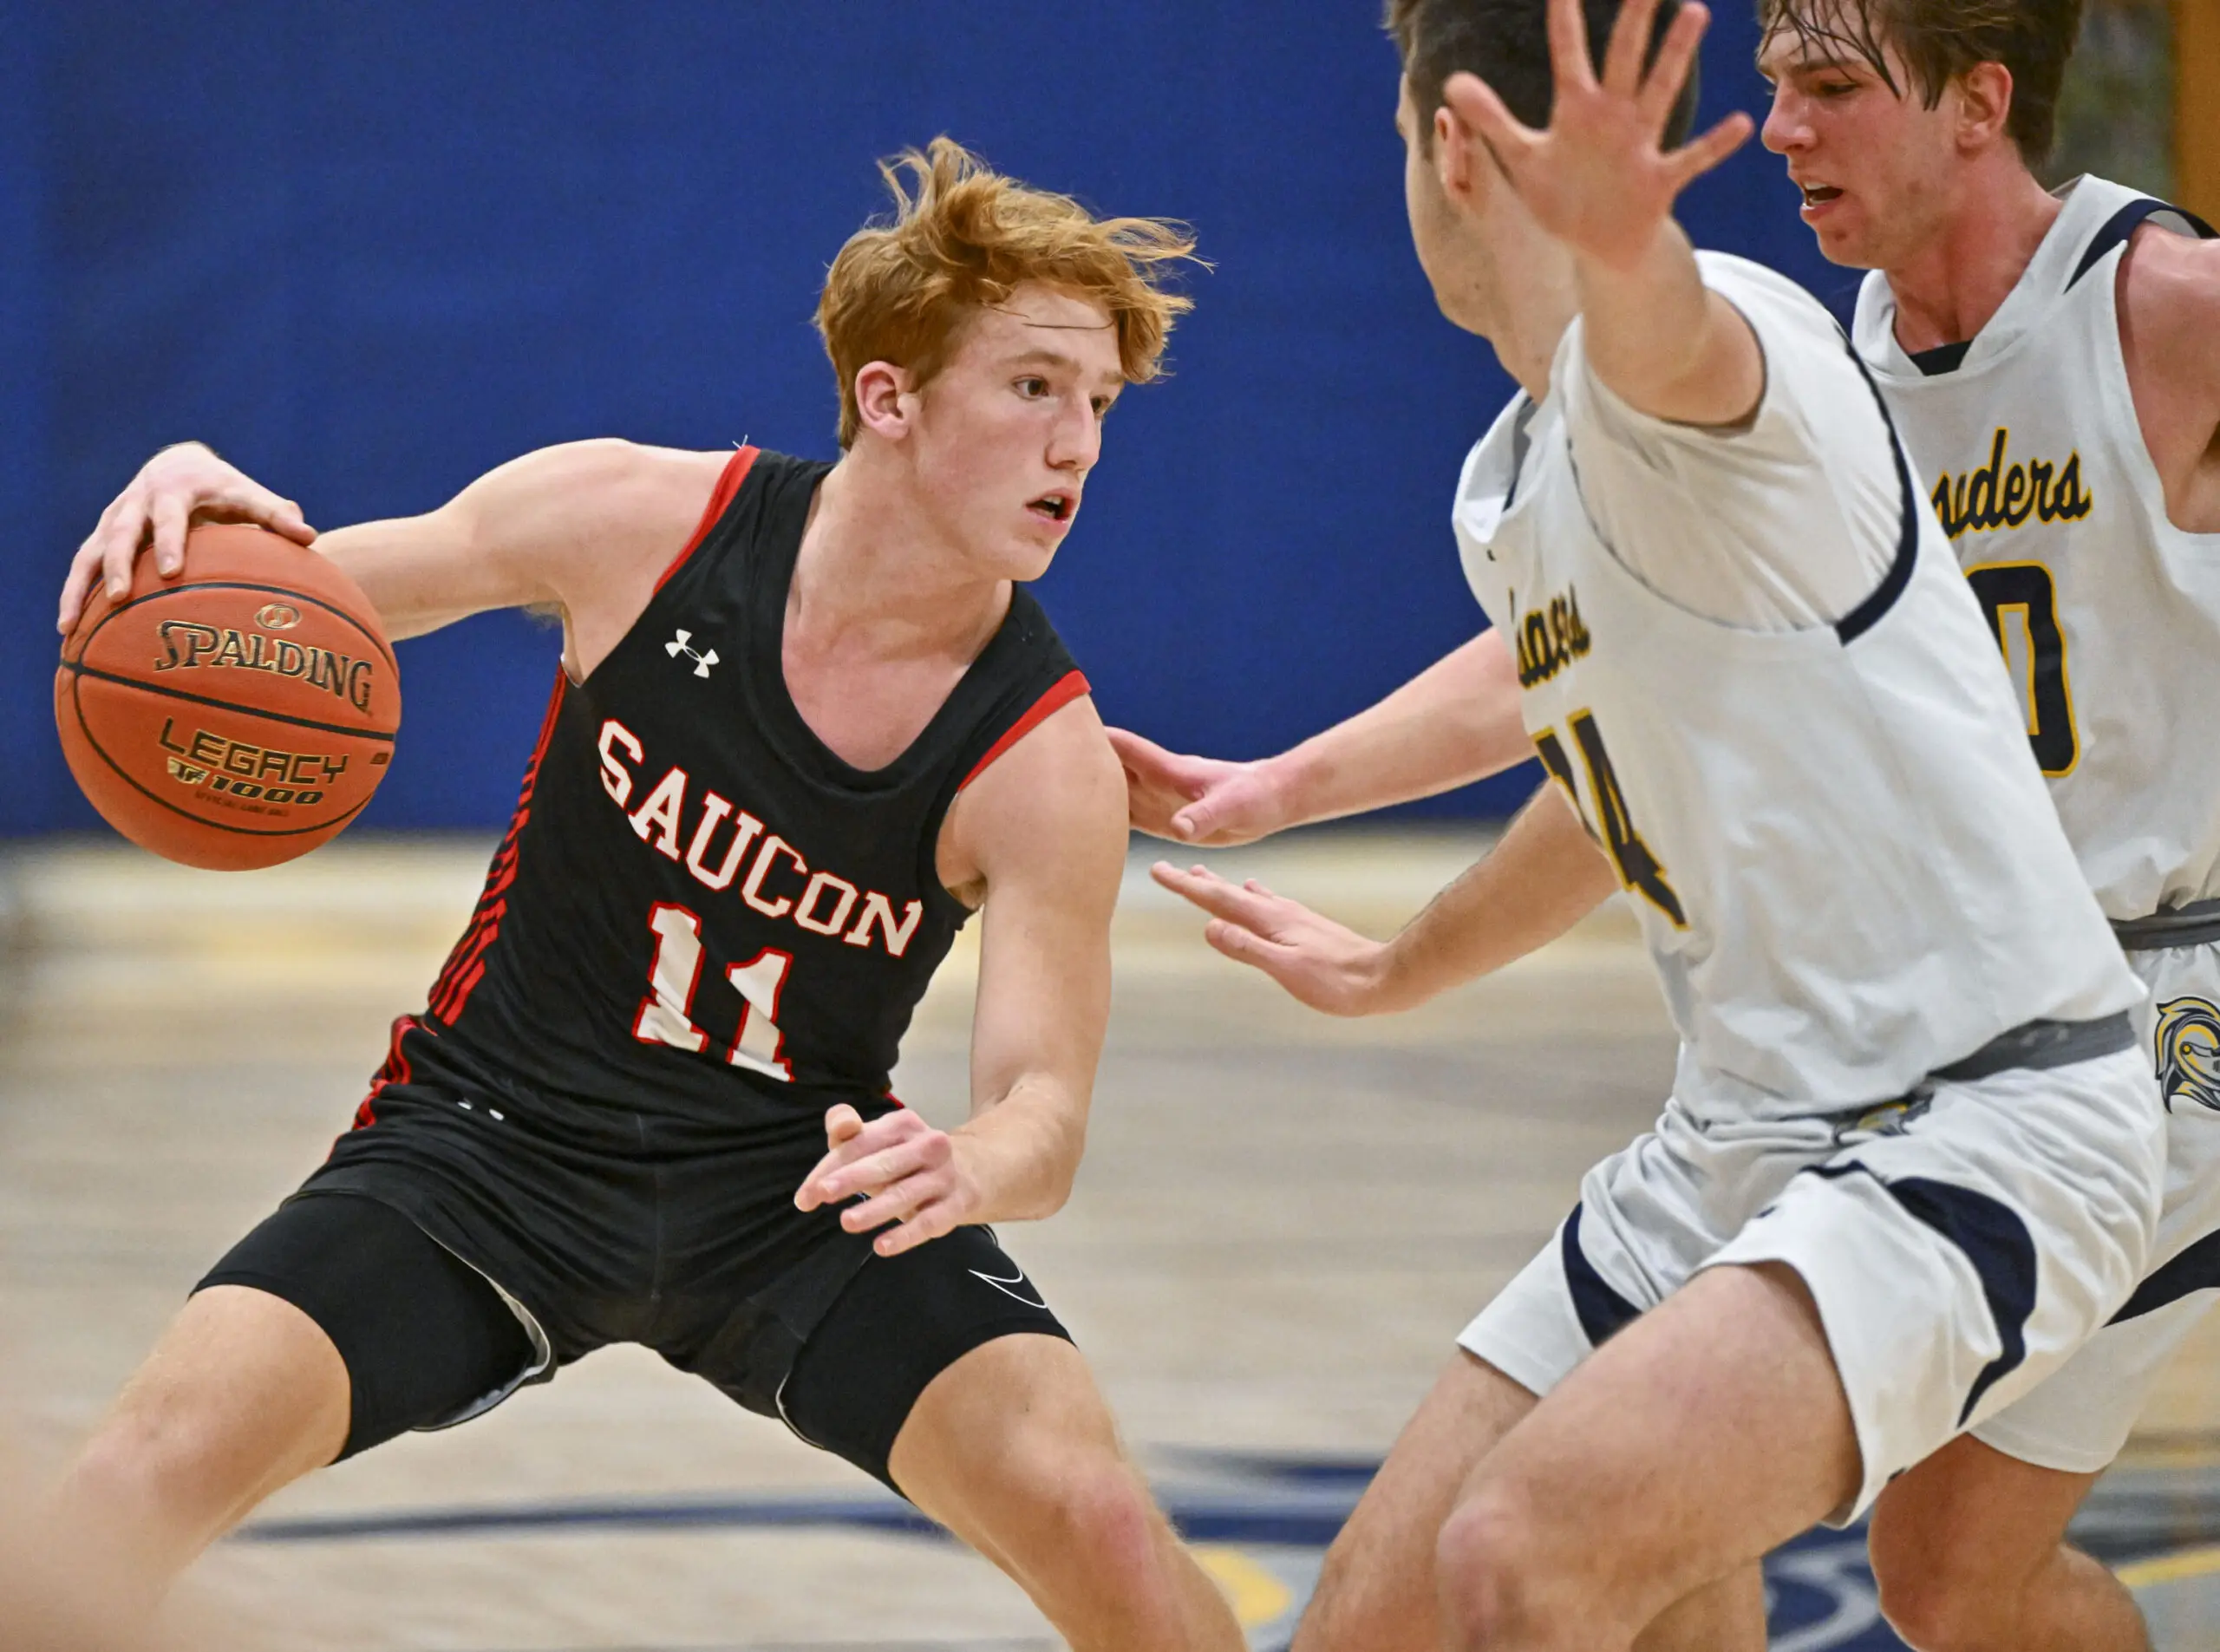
[1270, 633, 1528, 826]
[950, 1079, 1089, 1224]
[1374, 784, 1618, 1009]
[1575, 221, 1762, 428]
[316, 511, 542, 643]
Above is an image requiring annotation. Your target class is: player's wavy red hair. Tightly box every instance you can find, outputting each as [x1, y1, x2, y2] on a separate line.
[816, 138, 1200, 448]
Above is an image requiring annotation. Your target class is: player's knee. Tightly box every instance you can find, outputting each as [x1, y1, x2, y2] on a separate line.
[1434, 1484, 1568, 1647]
[1874, 1581, 1992, 1651]
[1871, 1566, 2011, 1651]
[1035, 1459, 1165, 1586]
[1869, 1528, 2008, 1652]
[66, 1406, 235, 1524]
[69, 1368, 336, 1532]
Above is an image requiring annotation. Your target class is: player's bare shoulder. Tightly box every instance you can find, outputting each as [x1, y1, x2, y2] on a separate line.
[462, 438, 729, 563]
[2117, 225, 2220, 531]
[2119, 217, 2220, 317]
[939, 689, 1126, 912]
[443, 438, 738, 675]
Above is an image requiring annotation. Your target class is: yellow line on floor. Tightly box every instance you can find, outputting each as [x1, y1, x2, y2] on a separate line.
[2118, 1544, 2220, 1588]
[1193, 1544, 1294, 1627]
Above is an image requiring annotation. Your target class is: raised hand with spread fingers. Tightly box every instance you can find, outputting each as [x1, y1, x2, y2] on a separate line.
[1442, 0, 1765, 428]
[1446, 0, 1750, 272]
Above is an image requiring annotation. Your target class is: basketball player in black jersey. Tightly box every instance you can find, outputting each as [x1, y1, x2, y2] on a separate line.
[45, 140, 1243, 1652]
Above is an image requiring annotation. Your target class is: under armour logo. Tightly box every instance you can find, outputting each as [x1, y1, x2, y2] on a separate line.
[665, 629, 718, 678]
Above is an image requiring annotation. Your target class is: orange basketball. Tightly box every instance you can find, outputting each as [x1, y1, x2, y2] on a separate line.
[55, 523, 402, 870]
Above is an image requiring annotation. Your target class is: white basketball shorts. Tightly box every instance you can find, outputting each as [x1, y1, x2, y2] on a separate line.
[1973, 936, 2220, 1473]
[1458, 1035, 2164, 1522]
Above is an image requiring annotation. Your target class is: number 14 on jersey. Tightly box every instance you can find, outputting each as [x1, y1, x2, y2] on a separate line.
[634, 902, 793, 1081]
[1533, 711, 1688, 929]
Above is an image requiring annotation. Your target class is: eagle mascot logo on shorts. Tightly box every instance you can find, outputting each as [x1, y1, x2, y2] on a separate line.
[2156, 996, 2220, 1113]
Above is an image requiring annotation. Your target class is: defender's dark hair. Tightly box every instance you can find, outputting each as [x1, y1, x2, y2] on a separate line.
[1385, 0, 1703, 153]
[1756, 0, 2082, 164]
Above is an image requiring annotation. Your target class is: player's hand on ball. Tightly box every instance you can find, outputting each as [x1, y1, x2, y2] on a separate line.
[795, 1104, 978, 1257]
[1151, 861, 1397, 1016]
[59, 441, 316, 634]
[1109, 727, 1288, 846]
[1443, 0, 1751, 271]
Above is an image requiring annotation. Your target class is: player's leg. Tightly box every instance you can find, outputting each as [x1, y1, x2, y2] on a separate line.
[889, 1334, 1240, 1649]
[769, 1224, 1240, 1651]
[1432, 1041, 2165, 1652]
[1861, 1211, 2218, 1652]
[1868, 1436, 2144, 1651]
[1288, 1345, 1763, 1652]
[39, 1192, 537, 1625]
[1859, 962, 2220, 1652]
[1636, 1567, 1766, 1652]
[40, 1283, 349, 1625]
[1296, 1112, 1772, 1652]
[1864, 1299, 2204, 1652]
[1290, 1350, 1535, 1652]
[1434, 1260, 1858, 1651]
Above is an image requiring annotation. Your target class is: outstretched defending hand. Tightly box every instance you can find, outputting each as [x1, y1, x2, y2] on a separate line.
[795, 1103, 980, 1257]
[1150, 861, 1401, 1016]
[1110, 728, 1289, 846]
[58, 442, 316, 635]
[1445, 0, 1751, 271]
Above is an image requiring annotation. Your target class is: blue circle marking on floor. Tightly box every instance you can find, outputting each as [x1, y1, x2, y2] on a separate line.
[235, 1448, 2220, 1650]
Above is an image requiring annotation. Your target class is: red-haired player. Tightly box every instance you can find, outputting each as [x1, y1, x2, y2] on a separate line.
[47, 140, 1239, 1652]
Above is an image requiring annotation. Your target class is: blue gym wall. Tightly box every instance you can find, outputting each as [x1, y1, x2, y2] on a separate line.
[1, 1, 1837, 836]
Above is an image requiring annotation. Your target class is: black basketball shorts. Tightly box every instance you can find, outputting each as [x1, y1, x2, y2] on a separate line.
[196, 1060, 1069, 1490]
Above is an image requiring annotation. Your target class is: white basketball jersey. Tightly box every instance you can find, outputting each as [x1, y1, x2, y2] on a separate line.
[1456, 255, 2139, 1123]
[1854, 176, 2220, 919]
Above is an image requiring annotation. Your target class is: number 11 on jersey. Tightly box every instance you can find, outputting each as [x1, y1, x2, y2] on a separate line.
[634, 902, 794, 1081]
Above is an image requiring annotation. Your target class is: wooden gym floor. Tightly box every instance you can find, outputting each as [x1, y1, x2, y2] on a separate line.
[4, 831, 2220, 1651]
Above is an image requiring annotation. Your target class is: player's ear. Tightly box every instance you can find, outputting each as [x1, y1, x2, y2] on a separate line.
[852, 361, 915, 442]
[1952, 61, 2015, 154]
[1434, 106, 1467, 196]
[1434, 104, 1493, 209]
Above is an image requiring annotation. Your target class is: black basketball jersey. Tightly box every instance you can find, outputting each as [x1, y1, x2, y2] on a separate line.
[373, 447, 1086, 1139]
